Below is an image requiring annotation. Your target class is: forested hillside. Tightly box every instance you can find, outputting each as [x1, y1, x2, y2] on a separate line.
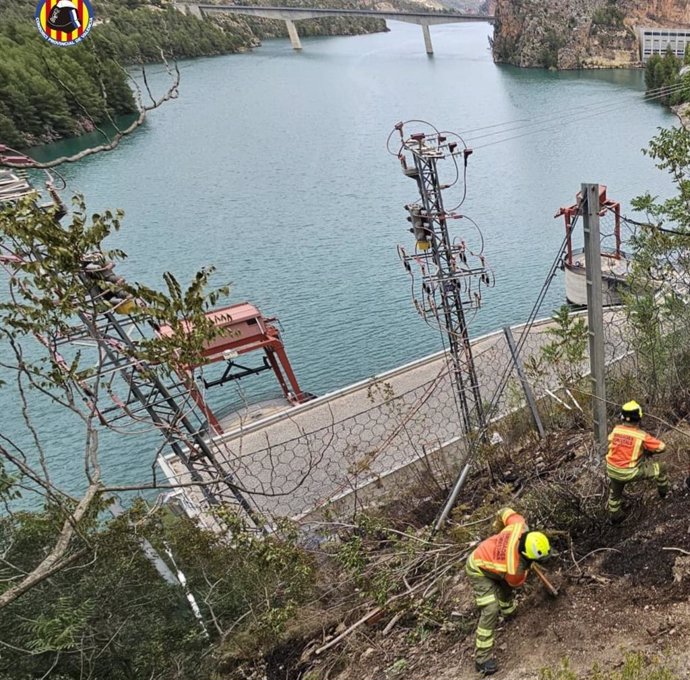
[0, 0, 385, 148]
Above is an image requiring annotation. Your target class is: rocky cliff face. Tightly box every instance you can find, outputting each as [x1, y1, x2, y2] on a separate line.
[492, 0, 690, 70]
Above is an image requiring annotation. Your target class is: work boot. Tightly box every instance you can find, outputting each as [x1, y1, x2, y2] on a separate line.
[609, 512, 625, 526]
[475, 659, 498, 676]
[658, 485, 669, 499]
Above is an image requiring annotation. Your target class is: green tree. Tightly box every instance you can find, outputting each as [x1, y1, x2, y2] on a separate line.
[625, 126, 690, 408]
[644, 47, 686, 106]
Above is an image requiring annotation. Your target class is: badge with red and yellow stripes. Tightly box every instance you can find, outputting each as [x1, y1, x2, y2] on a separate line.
[35, 0, 94, 46]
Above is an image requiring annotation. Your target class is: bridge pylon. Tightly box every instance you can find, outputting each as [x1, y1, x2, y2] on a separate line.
[421, 22, 433, 55]
[285, 19, 302, 50]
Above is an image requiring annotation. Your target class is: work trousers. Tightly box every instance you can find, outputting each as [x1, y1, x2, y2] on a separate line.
[607, 459, 669, 519]
[465, 564, 516, 663]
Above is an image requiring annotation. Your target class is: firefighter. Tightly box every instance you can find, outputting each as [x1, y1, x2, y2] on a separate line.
[606, 400, 668, 523]
[465, 507, 550, 676]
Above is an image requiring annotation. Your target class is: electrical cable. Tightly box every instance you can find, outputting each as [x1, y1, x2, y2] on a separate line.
[463, 81, 690, 145]
[389, 120, 472, 214]
[615, 209, 690, 237]
[435, 210, 580, 529]
[457, 81, 689, 137]
[467, 82, 690, 151]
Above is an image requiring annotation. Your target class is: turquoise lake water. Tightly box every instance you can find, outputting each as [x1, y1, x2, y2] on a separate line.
[10, 20, 677, 495]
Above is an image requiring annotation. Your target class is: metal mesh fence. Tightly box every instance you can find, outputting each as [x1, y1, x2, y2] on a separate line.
[163, 306, 636, 526]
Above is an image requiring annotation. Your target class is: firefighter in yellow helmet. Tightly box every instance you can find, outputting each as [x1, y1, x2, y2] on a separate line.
[465, 507, 551, 675]
[606, 400, 668, 523]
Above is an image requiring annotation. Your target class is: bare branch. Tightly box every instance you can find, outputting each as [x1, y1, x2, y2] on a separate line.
[0, 477, 99, 610]
[0, 60, 179, 170]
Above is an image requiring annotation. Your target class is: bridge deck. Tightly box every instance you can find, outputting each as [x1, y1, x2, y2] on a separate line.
[190, 4, 494, 23]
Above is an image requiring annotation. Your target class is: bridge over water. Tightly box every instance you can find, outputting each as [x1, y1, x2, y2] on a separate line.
[174, 3, 495, 54]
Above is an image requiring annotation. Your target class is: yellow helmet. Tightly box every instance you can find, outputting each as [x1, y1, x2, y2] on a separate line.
[621, 400, 642, 422]
[523, 531, 550, 561]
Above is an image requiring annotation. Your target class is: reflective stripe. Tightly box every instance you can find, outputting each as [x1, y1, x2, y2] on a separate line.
[499, 601, 516, 614]
[608, 499, 622, 509]
[466, 555, 483, 575]
[476, 638, 494, 649]
[607, 464, 638, 481]
[505, 524, 521, 575]
[475, 593, 497, 607]
[477, 627, 493, 637]
[653, 463, 660, 477]
[469, 548, 506, 573]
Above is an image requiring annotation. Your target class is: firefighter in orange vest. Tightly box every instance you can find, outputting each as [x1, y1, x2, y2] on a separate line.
[465, 507, 550, 675]
[606, 400, 668, 523]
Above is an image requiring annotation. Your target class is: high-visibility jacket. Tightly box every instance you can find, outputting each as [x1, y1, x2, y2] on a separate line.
[467, 508, 529, 588]
[606, 424, 666, 481]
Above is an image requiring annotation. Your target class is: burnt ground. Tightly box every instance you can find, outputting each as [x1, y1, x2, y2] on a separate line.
[230, 427, 690, 680]
[307, 491, 690, 680]
[302, 434, 690, 680]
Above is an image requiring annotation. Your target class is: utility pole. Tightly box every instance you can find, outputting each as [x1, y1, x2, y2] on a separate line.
[581, 183, 608, 458]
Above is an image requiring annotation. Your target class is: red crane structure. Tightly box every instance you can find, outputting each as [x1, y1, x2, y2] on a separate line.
[556, 184, 622, 268]
[555, 185, 626, 307]
[157, 302, 308, 434]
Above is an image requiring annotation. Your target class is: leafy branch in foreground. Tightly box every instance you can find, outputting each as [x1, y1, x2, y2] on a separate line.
[625, 126, 690, 410]
[0, 193, 230, 610]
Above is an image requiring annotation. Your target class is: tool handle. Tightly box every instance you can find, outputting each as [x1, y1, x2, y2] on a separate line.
[532, 563, 559, 596]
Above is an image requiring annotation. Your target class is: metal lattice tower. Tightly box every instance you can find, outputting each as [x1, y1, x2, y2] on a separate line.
[54, 299, 264, 528]
[392, 121, 494, 437]
[0, 157, 265, 529]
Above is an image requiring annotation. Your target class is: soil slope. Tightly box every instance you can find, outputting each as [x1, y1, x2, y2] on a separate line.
[298, 429, 690, 680]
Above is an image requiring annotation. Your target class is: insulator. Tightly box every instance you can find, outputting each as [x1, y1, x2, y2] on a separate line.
[405, 204, 432, 250]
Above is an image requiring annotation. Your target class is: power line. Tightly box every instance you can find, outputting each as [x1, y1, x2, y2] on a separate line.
[466, 82, 690, 151]
[459, 81, 685, 138]
[462, 82, 688, 143]
[616, 210, 690, 237]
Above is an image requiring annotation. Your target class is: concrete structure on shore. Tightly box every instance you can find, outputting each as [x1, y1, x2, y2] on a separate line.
[173, 3, 495, 54]
[639, 27, 690, 62]
[160, 308, 630, 530]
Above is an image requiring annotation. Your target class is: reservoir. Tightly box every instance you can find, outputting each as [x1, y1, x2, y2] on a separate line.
[20, 20, 676, 493]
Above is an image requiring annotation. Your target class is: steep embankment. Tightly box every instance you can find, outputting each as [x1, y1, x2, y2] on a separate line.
[492, 0, 690, 70]
[216, 425, 690, 680]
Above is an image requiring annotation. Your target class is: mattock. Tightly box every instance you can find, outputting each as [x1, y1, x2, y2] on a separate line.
[532, 563, 559, 597]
